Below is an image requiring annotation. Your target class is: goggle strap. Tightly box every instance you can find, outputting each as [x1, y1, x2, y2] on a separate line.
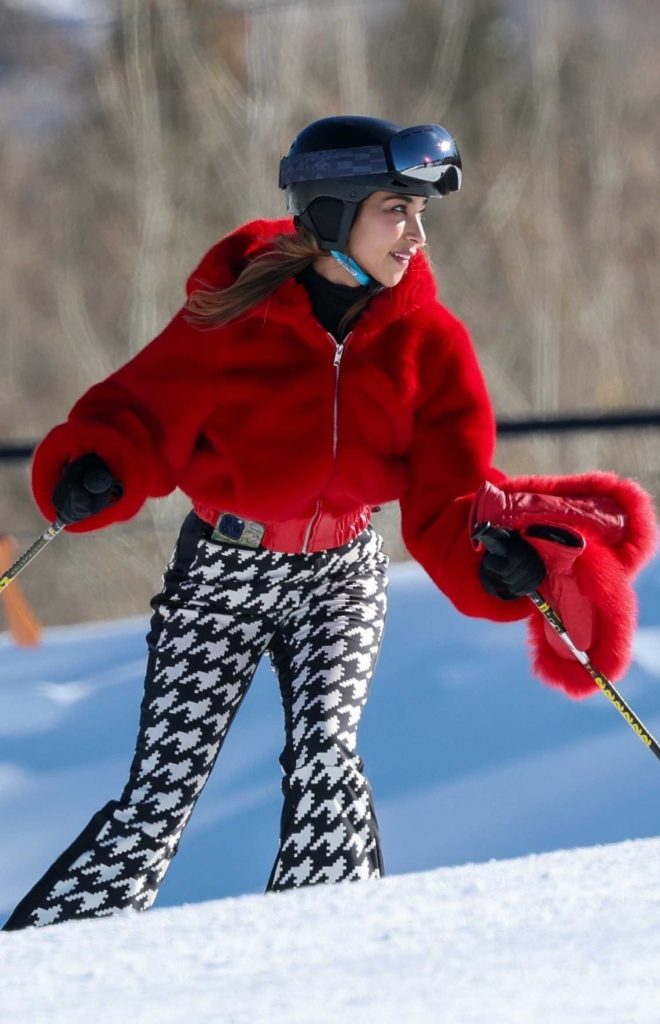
[280, 145, 389, 186]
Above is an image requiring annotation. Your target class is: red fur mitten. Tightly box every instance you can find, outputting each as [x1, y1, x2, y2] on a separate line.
[471, 472, 657, 698]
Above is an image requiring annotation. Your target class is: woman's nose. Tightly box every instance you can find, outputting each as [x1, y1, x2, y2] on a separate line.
[407, 215, 426, 245]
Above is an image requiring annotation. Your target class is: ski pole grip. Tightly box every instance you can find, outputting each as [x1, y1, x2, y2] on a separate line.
[83, 466, 115, 494]
[82, 466, 124, 503]
[472, 521, 511, 557]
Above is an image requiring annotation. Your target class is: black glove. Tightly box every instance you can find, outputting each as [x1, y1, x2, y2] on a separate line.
[52, 452, 123, 525]
[479, 528, 546, 600]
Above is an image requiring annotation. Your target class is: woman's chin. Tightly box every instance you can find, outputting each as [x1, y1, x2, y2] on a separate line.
[368, 263, 404, 289]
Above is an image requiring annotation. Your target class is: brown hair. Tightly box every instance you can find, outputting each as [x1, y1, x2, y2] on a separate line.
[184, 224, 374, 337]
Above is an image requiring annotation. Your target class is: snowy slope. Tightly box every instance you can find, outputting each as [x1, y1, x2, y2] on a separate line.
[1, 835, 659, 1024]
[1, 556, 660, 925]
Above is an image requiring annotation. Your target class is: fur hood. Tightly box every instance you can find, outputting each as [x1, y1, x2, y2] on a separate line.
[185, 217, 439, 331]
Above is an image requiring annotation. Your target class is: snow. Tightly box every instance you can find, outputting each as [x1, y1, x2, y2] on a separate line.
[0, 550, 659, 1020]
[1, 836, 659, 1023]
[3, 557, 660, 919]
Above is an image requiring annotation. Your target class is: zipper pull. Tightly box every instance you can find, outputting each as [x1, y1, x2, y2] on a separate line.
[331, 330, 352, 368]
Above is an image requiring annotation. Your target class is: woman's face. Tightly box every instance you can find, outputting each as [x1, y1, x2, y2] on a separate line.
[347, 190, 428, 287]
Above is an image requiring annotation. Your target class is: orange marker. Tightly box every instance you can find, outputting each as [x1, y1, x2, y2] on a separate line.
[0, 535, 42, 647]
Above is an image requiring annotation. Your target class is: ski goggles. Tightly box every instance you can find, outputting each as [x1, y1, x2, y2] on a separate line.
[279, 124, 462, 193]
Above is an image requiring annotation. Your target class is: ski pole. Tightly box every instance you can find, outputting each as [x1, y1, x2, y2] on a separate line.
[473, 522, 660, 762]
[0, 463, 118, 595]
[0, 520, 66, 594]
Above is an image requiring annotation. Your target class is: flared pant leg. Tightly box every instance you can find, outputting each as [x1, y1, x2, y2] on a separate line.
[3, 514, 275, 930]
[266, 528, 389, 891]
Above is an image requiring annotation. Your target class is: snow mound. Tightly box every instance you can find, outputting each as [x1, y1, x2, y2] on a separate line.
[1, 835, 659, 1024]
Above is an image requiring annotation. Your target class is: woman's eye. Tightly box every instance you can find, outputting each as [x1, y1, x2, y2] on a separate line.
[388, 206, 426, 216]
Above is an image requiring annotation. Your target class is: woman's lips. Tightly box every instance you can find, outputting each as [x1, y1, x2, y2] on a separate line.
[390, 252, 411, 266]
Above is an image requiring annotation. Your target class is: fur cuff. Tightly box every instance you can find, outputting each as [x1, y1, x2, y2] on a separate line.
[472, 472, 658, 697]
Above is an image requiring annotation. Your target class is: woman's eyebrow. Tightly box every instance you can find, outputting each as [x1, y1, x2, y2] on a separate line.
[381, 193, 429, 207]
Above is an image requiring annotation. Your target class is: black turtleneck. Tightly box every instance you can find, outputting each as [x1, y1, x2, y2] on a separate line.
[296, 264, 370, 341]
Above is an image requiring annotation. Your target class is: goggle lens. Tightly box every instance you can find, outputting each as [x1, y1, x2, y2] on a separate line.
[388, 126, 461, 188]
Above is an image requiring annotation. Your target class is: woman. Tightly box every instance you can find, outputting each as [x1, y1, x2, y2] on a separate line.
[4, 116, 654, 930]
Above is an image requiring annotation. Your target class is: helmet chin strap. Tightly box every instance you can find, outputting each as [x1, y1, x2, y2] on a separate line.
[329, 249, 373, 287]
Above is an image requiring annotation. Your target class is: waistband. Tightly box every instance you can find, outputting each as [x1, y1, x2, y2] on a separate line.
[192, 501, 373, 554]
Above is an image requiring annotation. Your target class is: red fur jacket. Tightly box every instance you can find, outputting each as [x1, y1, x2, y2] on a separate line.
[33, 216, 511, 609]
[31, 217, 657, 695]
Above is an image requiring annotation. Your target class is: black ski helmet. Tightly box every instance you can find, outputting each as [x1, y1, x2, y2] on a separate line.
[279, 115, 462, 252]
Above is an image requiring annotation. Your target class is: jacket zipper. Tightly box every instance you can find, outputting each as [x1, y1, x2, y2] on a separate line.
[302, 498, 322, 553]
[332, 330, 352, 457]
[302, 330, 353, 553]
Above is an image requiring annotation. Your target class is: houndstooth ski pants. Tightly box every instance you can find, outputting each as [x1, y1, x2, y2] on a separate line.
[3, 511, 389, 930]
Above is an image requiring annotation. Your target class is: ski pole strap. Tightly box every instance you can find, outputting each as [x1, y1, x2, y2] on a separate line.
[527, 590, 660, 762]
[0, 520, 66, 594]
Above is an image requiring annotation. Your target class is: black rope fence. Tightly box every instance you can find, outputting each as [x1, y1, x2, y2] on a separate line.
[0, 444, 34, 462]
[495, 409, 660, 436]
[2, 408, 660, 463]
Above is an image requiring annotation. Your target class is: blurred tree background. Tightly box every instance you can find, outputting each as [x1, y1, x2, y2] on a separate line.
[0, 0, 658, 625]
